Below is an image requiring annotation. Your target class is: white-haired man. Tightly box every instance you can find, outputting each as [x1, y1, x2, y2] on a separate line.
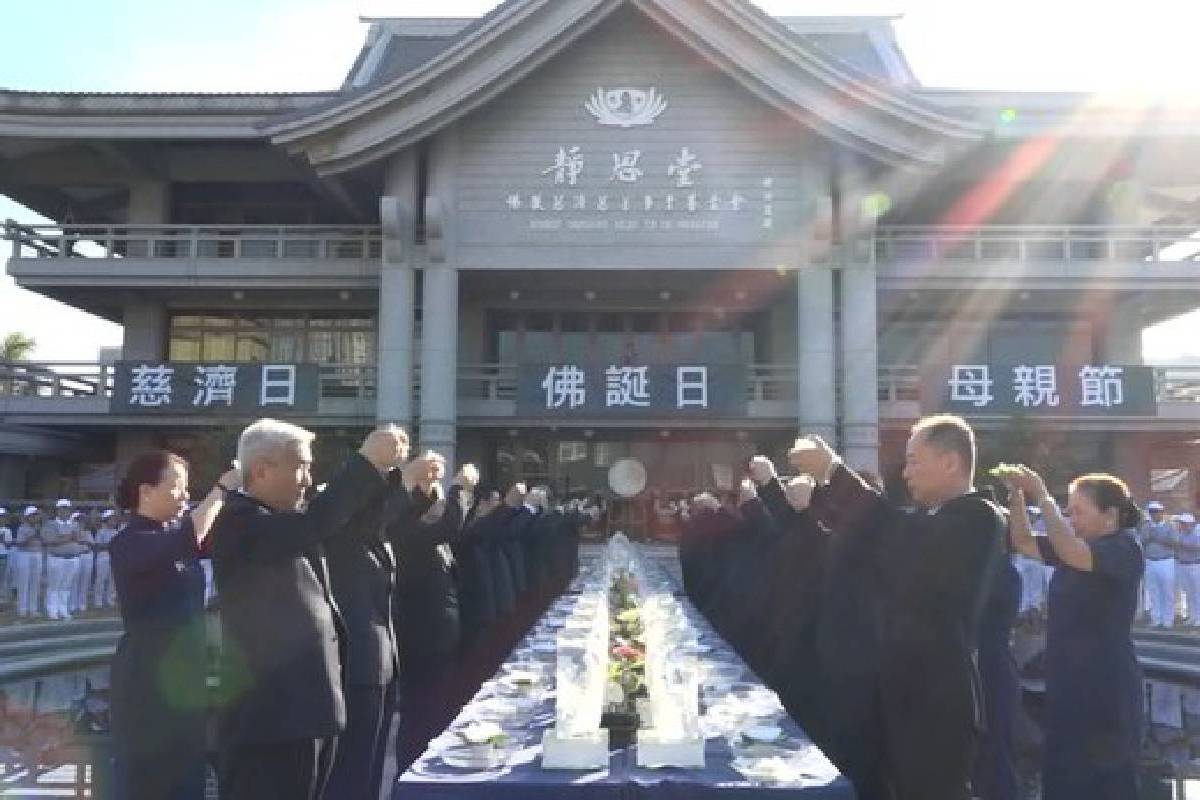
[211, 418, 418, 800]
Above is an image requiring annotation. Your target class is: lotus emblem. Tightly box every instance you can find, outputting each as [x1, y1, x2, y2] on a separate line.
[585, 87, 668, 128]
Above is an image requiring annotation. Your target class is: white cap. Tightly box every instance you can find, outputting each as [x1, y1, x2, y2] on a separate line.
[0, 507, 7, 516]
[101, 510, 116, 520]
[1179, 513, 1196, 524]
[1148, 501, 1165, 512]
[23, 506, 38, 516]
[54, 499, 72, 509]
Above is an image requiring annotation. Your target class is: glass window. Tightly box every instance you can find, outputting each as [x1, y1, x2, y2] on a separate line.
[561, 313, 589, 333]
[202, 332, 236, 361]
[526, 312, 554, 333]
[307, 331, 335, 363]
[596, 313, 625, 333]
[203, 316, 236, 328]
[562, 334, 590, 363]
[667, 313, 698, 333]
[558, 441, 588, 463]
[270, 333, 300, 362]
[631, 313, 658, 333]
[169, 332, 201, 361]
[236, 334, 268, 362]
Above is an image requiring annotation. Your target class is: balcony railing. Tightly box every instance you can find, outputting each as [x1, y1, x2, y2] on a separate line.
[4, 222, 383, 261]
[875, 224, 1200, 264]
[7, 221, 1200, 266]
[4, 361, 1198, 412]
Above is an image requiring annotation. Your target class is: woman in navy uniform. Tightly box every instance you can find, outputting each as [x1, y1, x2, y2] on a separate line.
[109, 451, 236, 800]
[1004, 467, 1145, 800]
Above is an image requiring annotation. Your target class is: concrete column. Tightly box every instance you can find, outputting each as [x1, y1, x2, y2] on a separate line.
[796, 267, 837, 443]
[419, 265, 459, 470]
[1103, 298, 1145, 365]
[121, 302, 166, 360]
[836, 158, 881, 474]
[377, 152, 418, 428]
[841, 262, 881, 474]
[796, 161, 837, 443]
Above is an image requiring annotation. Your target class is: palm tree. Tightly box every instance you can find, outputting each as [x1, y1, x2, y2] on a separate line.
[1, 332, 35, 395]
[2, 332, 35, 361]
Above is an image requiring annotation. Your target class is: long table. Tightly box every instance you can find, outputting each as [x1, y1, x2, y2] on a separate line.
[394, 549, 855, 800]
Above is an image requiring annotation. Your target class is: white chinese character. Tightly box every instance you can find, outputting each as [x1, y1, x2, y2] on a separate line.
[948, 365, 994, 408]
[621, 196, 631, 212]
[542, 146, 584, 186]
[686, 193, 699, 213]
[530, 194, 544, 211]
[1013, 365, 1060, 408]
[596, 195, 609, 212]
[729, 193, 747, 211]
[1080, 365, 1125, 408]
[708, 194, 722, 212]
[605, 366, 651, 407]
[260, 364, 297, 407]
[129, 364, 174, 407]
[665, 194, 676, 212]
[611, 150, 644, 183]
[667, 147, 703, 187]
[574, 194, 587, 210]
[193, 365, 237, 407]
[677, 366, 709, 409]
[542, 365, 587, 409]
[552, 195, 565, 211]
[505, 194, 522, 210]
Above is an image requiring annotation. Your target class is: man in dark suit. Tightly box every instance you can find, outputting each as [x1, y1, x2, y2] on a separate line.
[211, 420, 410, 800]
[324, 435, 442, 800]
[790, 415, 1006, 800]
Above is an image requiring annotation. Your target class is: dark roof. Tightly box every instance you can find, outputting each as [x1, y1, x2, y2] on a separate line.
[352, 17, 912, 91]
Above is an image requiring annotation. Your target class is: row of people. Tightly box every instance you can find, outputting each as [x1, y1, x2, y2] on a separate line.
[1140, 503, 1200, 627]
[106, 418, 593, 800]
[679, 414, 1144, 800]
[0, 502, 123, 619]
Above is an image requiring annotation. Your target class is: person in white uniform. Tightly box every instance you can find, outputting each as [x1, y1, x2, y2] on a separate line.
[70, 510, 96, 614]
[1140, 501, 1179, 628]
[41, 499, 83, 621]
[1174, 513, 1200, 627]
[0, 507, 12, 605]
[13, 506, 45, 618]
[92, 509, 119, 609]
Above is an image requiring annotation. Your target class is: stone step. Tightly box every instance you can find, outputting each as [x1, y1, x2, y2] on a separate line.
[0, 646, 116, 683]
[0, 616, 122, 643]
[0, 630, 121, 661]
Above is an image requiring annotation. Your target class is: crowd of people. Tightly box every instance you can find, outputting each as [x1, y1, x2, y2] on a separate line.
[103, 418, 597, 800]
[679, 415, 1146, 800]
[0, 501, 124, 620]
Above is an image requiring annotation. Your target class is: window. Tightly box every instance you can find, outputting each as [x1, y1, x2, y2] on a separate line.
[169, 313, 376, 364]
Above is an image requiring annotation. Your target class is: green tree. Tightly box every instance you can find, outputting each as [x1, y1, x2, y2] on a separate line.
[2, 331, 35, 361]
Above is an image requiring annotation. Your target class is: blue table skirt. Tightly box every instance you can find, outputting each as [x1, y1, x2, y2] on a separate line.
[395, 556, 855, 800]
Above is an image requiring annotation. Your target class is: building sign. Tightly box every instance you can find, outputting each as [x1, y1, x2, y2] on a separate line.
[926, 363, 1157, 417]
[113, 362, 320, 415]
[517, 363, 746, 418]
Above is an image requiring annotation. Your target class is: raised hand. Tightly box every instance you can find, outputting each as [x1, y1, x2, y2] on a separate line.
[737, 478, 758, 506]
[505, 483, 528, 508]
[784, 475, 816, 512]
[788, 435, 838, 482]
[360, 427, 409, 472]
[748, 455, 776, 486]
[454, 463, 480, 490]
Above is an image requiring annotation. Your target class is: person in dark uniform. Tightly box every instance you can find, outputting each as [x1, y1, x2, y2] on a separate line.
[211, 420, 409, 800]
[324, 438, 441, 800]
[393, 467, 472, 774]
[974, 500, 1021, 800]
[791, 416, 1006, 800]
[109, 450, 237, 800]
[1003, 466, 1145, 800]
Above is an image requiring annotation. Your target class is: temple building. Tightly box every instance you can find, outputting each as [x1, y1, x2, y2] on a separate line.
[4, 0, 1200, 526]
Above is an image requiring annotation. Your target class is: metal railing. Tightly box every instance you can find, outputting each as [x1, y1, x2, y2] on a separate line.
[875, 224, 1200, 264]
[4, 361, 1199, 409]
[4, 222, 383, 261]
[7, 221, 1200, 266]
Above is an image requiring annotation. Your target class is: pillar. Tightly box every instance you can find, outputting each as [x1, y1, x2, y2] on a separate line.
[836, 158, 881, 474]
[417, 128, 460, 469]
[121, 302, 166, 361]
[419, 265, 458, 470]
[1103, 298, 1145, 366]
[796, 162, 837, 443]
[377, 152, 418, 428]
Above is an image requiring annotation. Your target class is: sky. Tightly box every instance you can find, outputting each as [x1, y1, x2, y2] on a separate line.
[2, 0, 1199, 361]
